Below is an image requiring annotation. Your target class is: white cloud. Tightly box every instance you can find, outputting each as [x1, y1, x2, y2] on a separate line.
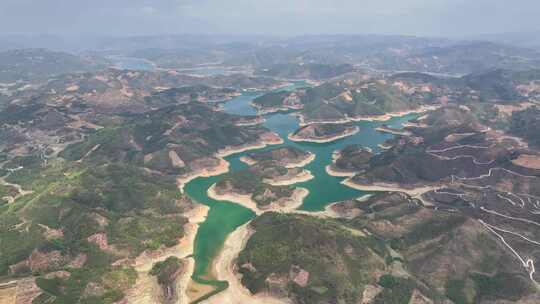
[0, 0, 538, 36]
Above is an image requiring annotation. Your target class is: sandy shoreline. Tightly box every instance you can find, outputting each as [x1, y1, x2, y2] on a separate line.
[295, 105, 439, 126]
[375, 126, 412, 136]
[250, 100, 304, 115]
[325, 164, 357, 177]
[341, 179, 440, 206]
[208, 184, 309, 215]
[208, 184, 261, 214]
[177, 158, 230, 193]
[264, 169, 314, 186]
[196, 203, 369, 304]
[126, 203, 209, 303]
[292, 202, 360, 220]
[239, 156, 257, 166]
[287, 152, 316, 168]
[295, 114, 350, 127]
[177, 257, 195, 304]
[201, 223, 290, 304]
[235, 116, 266, 126]
[177, 133, 284, 193]
[240, 151, 316, 169]
[324, 150, 360, 178]
[288, 126, 360, 143]
[216, 133, 284, 158]
[349, 105, 440, 122]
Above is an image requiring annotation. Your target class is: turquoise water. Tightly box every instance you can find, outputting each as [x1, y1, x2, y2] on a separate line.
[221, 81, 309, 116]
[221, 92, 259, 116]
[187, 82, 311, 280]
[263, 112, 415, 211]
[175, 66, 238, 76]
[184, 83, 416, 299]
[185, 173, 254, 279]
[108, 56, 156, 71]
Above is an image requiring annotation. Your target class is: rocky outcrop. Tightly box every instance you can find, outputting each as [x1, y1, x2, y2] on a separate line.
[361, 284, 383, 304]
[28, 250, 65, 273]
[87, 233, 109, 251]
[289, 266, 309, 287]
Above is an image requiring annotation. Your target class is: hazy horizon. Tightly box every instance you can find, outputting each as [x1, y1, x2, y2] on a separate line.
[1, 0, 539, 38]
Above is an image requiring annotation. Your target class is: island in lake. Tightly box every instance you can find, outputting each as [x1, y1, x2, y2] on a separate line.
[289, 123, 360, 143]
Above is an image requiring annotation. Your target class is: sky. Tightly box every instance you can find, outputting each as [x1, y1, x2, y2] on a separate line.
[0, 0, 539, 37]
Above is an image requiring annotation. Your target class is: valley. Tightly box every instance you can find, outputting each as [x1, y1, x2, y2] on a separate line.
[1, 35, 540, 304]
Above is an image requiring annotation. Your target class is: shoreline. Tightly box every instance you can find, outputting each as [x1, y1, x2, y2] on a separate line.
[264, 169, 314, 186]
[325, 164, 357, 178]
[288, 126, 360, 143]
[178, 257, 195, 304]
[292, 201, 361, 220]
[177, 158, 230, 193]
[201, 223, 289, 304]
[208, 184, 260, 214]
[238, 156, 257, 166]
[178, 132, 284, 193]
[251, 102, 303, 115]
[126, 203, 209, 303]
[216, 132, 284, 158]
[235, 116, 266, 126]
[178, 133, 284, 301]
[287, 152, 316, 168]
[341, 179, 440, 206]
[294, 112, 350, 127]
[375, 126, 412, 136]
[180, 105, 428, 303]
[324, 150, 361, 178]
[208, 184, 309, 215]
[240, 151, 316, 169]
[295, 105, 439, 126]
[349, 105, 440, 122]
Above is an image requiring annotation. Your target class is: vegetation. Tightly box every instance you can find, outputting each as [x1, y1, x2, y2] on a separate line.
[0, 184, 18, 203]
[252, 91, 290, 108]
[2, 37, 540, 304]
[390, 213, 467, 249]
[257, 63, 354, 80]
[244, 146, 310, 166]
[0, 48, 104, 82]
[150, 256, 183, 286]
[374, 275, 416, 304]
[334, 144, 373, 172]
[510, 106, 540, 147]
[238, 212, 388, 304]
[291, 123, 358, 141]
[147, 85, 238, 105]
[34, 264, 137, 304]
[216, 170, 295, 207]
[367, 41, 540, 75]
[471, 272, 534, 302]
[296, 80, 431, 123]
[0, 159, 189, 302]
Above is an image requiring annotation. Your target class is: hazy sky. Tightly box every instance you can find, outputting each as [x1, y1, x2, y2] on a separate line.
[0, 0, 539, 37]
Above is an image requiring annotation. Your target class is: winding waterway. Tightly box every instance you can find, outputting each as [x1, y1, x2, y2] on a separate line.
[184, 82, 417, 302]
[108, 56, 156, 71]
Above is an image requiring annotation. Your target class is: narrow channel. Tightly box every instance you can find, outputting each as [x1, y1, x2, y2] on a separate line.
[184, 82, 417, 301]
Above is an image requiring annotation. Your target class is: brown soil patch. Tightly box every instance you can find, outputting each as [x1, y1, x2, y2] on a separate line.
[0, 284, 17, 304]
[512, 154, 540, 170]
